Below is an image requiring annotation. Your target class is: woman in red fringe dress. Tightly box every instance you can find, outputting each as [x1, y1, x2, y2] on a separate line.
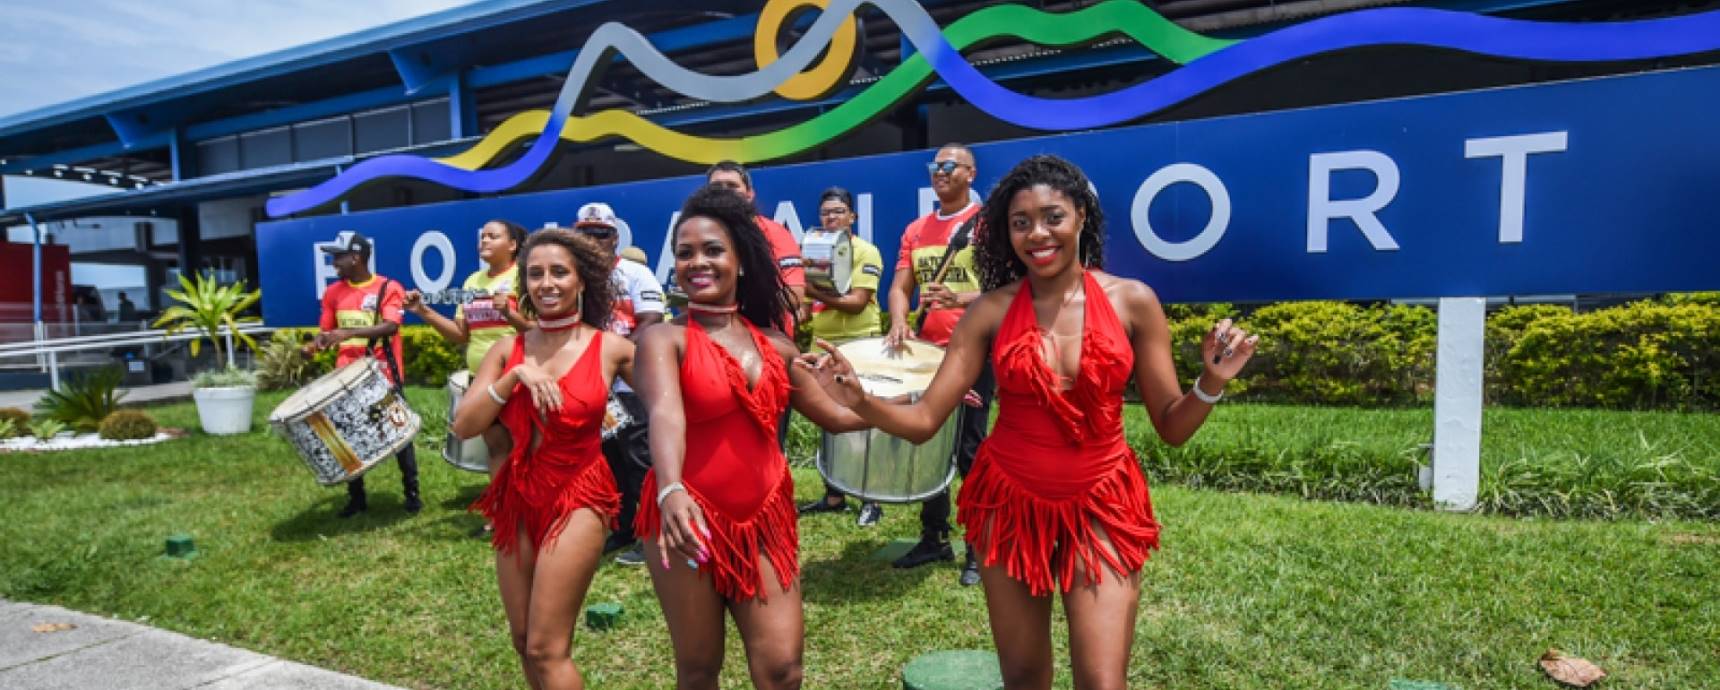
[634, 185, 867, 690]
[453, 229, 634, 690]
[803, 155, 1257, 689]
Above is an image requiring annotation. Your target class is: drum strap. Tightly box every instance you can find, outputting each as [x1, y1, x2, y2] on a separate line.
[913, 215, 977, 333]
[365, 278, 407, 393]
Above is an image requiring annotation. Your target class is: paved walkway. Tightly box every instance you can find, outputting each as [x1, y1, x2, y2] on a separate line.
[0, 599, 405, 690]
[0, 381, 195, 411]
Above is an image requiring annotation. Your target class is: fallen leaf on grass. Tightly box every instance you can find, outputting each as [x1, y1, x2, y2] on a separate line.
[31, 622, 76, 633]
[1540, 649, 1606, 687]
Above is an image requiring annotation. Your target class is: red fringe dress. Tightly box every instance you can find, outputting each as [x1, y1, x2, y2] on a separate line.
[957, 271, 1161, 596]
[472, 333, 621, 554]
[636, 319, 798, 602]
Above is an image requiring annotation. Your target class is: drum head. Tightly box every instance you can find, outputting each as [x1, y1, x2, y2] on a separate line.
[270, 359, 376, 423]
[833, 337, 944, 399]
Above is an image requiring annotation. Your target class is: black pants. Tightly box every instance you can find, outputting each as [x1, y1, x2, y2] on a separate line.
[347, 444, 419, 503]
[919, 362, 995, 538]
[603, 391, 651, 536]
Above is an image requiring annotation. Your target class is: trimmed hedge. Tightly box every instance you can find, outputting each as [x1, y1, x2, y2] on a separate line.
[1165, 293, 1719, 411]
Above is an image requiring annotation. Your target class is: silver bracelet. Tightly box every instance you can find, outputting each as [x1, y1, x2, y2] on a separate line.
[486, 382, 507, 405]
[1191, 376, 1224, 404]
[656, 481, 687, 507]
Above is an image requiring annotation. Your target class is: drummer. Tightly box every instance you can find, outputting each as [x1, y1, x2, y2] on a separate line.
[571, 202, 665, 567]
[303, 230, 422, 518]
[884, 143, 991, 585]
[797, 186, 886, 526]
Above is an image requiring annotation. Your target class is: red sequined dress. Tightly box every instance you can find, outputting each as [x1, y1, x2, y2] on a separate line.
[637, 319, 798, 601]
[958, 272, 1160, 595]
[472, 333, 621, 554]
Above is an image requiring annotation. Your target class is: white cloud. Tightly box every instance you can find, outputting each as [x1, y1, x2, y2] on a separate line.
[0, 0, 477, 118]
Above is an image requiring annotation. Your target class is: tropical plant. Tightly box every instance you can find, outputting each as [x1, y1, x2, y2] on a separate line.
[36, 366, 125, 432]
[153, 272, 262, 370]
[98, 409, 159, 440]
[193, 368, 258, 389]
[28, 419, 67, 441]
[256, 331, 319, 390]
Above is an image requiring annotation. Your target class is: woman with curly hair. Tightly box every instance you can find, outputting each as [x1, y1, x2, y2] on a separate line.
[452, 228, 632, 690]
[635, 185, 867, 689]
[802, 154, 1257, 689]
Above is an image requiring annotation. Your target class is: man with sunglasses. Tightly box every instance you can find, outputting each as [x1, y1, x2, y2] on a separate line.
[883, 143, 993, 586]
[573, 202, 665, 566]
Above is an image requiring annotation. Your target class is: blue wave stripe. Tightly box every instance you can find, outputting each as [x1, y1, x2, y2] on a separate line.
[267, 7, 1720, 217]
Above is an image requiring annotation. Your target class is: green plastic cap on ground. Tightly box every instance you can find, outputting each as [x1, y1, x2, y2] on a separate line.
[1388, 680, 1461, 690]
[165, 534, 196, 558]
[902, 650, 1003, 690]
[584, 602, 623, 630]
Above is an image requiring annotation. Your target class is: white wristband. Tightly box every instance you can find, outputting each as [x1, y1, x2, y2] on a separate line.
[1191, 376, 1224, 404]
[656, 482, 687, 507]
[486, 382, 507, 406]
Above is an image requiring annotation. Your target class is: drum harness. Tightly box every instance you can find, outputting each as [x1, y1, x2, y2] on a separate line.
[365, 278, 408, 396]
[911, 215, 978, 333]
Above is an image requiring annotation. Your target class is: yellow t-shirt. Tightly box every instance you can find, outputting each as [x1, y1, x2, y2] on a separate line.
[456, 265, 518, 371]
[808, 235, 884, 342]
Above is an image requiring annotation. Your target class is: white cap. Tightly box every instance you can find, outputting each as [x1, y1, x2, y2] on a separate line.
[574, 202, 624, 231]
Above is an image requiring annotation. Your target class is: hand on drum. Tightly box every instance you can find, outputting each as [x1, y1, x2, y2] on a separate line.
[795, 338, 868, 409]
[884, 321, 912, 351]
[657, 492, 711, 567]
[1202, 318, 1259, 383]
[510, 362, 564, 415]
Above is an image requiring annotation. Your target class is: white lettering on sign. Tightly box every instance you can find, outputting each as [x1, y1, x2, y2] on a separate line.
[1308, 150, 1401, 253]
[856, 192, 874, 243]
[655, 211, 681, 285]
[772, 200, 805, 241]
[411, 231, 455, 293]
[1464, 131, 1568, 244]
[1130, 163, 1232, 262]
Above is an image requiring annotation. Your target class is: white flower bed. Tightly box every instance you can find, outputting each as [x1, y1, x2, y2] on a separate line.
[1, 431, 182, 453]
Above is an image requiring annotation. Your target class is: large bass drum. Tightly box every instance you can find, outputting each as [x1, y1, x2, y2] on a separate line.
[270, 359, 422, 486]
[442, 371, 490, 473]
[816, 337, 960, 503]
[801, 229, 853, 294]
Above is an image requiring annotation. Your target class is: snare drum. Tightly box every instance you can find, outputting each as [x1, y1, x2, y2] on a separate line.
[270, 359, 422, 486]
[815, 337, 960, 503]
[802, 229, 853, 294]
[442, 371, 490, 473]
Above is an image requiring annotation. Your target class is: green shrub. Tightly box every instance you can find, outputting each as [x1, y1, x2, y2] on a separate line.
[400, 326, 464, 386]
[28, 419, 66, 441]
[36, 367, 125, 432]
[98, 409, 159, 441]
[0, 408, 29, 438]
[1237, 301, 1435, 406]
[1496, 300, 1719, 409]
[256, 330, 320, 391]
[0, 419, 16, 441]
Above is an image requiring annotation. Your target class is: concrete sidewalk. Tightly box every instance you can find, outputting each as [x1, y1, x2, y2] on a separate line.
[0, 599, 405, 690]
[0, 381, 194, 411]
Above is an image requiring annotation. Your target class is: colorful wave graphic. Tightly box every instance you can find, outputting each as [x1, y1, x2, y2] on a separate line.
[266, 1, 1720, 217]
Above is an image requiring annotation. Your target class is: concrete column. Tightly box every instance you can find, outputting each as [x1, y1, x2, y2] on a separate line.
[1432, 297, 1485, 511]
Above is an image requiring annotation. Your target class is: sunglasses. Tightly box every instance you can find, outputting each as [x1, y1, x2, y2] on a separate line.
[926, 160, 969, 175]
[577, 226, 617, 239]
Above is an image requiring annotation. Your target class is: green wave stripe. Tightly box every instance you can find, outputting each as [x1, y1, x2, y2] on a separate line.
[733, 0, 1237, 160]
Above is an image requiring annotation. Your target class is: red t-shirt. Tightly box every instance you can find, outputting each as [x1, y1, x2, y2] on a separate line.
[319, 276, 406, 376]
[896, 203, 982, 346]
[757, 214, 804, 332]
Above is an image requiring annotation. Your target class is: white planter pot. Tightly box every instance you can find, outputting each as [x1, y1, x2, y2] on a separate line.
[193, 386, 256, 435]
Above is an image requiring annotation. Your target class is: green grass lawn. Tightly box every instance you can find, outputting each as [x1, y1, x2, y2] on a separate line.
[1, 389, 1715, 689]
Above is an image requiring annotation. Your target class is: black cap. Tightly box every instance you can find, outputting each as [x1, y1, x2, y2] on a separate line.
[319, 230, 372, 256]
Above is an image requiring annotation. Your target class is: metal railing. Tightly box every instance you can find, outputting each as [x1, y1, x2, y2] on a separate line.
[0, 323, 275, 391]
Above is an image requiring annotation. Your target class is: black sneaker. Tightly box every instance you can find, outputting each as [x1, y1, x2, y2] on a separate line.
[403, 494, 423, 515]
[614, 544, 647, 566]
[797, 498, 848, 516]
[856, 502, 883, 527]
[959, 548, 981, 586]
[603, 533, 636, 555]
[892, 533, 954, 569]
[337, 499, 368, 519]
[470, 523, 493, 540]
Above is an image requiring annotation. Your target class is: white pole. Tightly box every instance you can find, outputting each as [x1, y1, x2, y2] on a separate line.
[1432, 297, 1486, 511]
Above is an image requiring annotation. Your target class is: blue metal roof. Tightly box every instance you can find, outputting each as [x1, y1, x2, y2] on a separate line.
[0, 0, 618, 140]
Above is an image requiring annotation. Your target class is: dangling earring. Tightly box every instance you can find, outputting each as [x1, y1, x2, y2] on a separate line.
[739, 267, 745, 277]
[575, 292, 584, 317]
